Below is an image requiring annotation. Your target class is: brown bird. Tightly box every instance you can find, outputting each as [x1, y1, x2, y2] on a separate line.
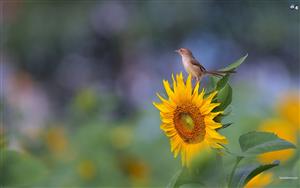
[175, 48, 235, 82]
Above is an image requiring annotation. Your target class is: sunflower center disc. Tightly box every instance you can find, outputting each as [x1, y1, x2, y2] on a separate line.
[173, 104, 206, 144]
[180, 113, 195, 131]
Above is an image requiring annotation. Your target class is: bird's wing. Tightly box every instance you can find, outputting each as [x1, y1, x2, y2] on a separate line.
[190, 59, 206, 72]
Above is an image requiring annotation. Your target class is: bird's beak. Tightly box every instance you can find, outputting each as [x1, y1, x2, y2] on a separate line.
[175, 49, 180, 53]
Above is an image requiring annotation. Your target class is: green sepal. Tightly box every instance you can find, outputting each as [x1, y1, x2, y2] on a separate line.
[217, 122, 233, 131]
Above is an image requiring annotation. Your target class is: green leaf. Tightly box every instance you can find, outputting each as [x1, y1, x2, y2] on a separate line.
[220, 54, 248, 72]
[216, 74, 230, 90]
[229, 161, 279, 188]
[206, 76, 218, 95]
[239, 131, 296, 156]
[214, 83, 232, 111]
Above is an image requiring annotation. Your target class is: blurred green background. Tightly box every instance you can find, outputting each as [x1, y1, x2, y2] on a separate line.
[0, 1, 299, 187]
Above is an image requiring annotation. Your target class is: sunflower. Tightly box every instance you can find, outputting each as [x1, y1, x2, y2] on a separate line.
[153, 73, 228, 167]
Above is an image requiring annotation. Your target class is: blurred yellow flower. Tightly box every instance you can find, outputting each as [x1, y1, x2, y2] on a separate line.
[244, 172, 273, 188]
[153, 73, 228, 167]
[45, 127, 68, 155]
[73, 88, 98, 113]
[258, 92, 299, 163]
[110, 126, 133, 149]
[258, 119, 296, 163]
[77, 160, 96, 181]
[129, 161, 149, 184]
[120, 157, 149, 186]
[277, 92, 300, 126]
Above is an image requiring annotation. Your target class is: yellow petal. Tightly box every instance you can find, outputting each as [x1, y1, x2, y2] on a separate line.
[202, 91, 218, 107]
[175, 73, 185, 101]
[171, 135, 182, 157]
[206, 128, 227, 140]
[161, 118, 173, 124]
[205, 121, 222, 129]
[206, 111, 223, 120]
[153, 102, 172, 113]
[194, 88, 205, 106]
[160, 123, 174, 131]
[186, 74, 193, 97]
[207, 91, 218, 101]
[181, 144, 187, 166]
[201, 103, 220, 114]
[207, 136, 228, 145]
[156, 93, 175, 106]
[171, 74, 177, 93]
[163, 129, 177, 137]
[192, 82, 200, 101]
[163, 80, 175, 100]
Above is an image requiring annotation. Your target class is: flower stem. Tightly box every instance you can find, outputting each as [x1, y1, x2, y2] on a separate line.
[228, 156, 243, 187]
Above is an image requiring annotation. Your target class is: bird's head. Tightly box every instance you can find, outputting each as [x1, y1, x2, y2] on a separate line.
[175, 48, 193, 57]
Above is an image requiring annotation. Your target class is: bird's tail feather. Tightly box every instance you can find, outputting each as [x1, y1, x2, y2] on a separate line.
[205, 70, 236, 77]
[216, 70, 236, 74]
